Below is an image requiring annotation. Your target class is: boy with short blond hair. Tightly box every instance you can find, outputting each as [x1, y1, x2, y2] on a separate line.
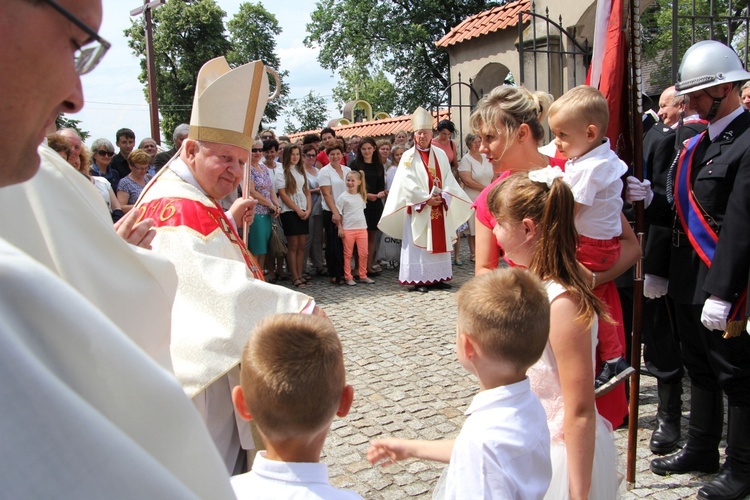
[230, 314, 360, 499]
[548, 85, 634, 395]
[367, 268, 552, 498]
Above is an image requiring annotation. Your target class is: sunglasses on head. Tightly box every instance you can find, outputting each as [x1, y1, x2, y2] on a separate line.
[97, 150, 114, 157]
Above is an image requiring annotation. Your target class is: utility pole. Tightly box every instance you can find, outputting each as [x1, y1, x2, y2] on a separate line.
[130, 0, 165, 145]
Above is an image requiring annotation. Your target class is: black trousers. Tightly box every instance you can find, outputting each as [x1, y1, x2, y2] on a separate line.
[323, 211, 345, 279]
[673, 302, 750, 406]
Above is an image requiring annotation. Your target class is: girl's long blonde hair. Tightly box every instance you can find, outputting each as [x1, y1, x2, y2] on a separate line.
[487, 172, 610, 327]
[347, 170, 367, 202]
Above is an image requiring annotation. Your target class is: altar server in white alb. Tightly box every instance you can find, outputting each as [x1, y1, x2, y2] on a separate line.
[379, 107, 472, 292]
[136, 57, 317, 474]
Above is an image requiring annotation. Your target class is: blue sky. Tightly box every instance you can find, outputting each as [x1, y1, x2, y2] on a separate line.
[75, 0, 339, 145]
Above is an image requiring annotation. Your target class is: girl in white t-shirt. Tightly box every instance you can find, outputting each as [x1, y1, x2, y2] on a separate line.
[336, 171, 374, 286]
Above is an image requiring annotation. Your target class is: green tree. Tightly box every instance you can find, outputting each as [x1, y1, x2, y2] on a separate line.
[227, 2, 291, 126]
[332, 66, 398, 115]
[305, 0, 497, 114]
[641, 0, 749, 91]
[284, 91, 329, 134]
[125, 0, 232, 143]
[56, 115, 90, 141]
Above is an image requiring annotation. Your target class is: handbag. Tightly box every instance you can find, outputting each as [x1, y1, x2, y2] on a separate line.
[269, 222, 287, 258]
[375, 231, 401, 263]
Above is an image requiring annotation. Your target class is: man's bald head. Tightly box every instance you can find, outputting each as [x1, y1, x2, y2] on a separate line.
[657, 86, 684, 127]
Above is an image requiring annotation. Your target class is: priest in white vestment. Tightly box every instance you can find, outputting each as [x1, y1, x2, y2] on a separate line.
[379, 107, 472, 292]
[136, 57, 316, 473]
[0, 0, 233, 495]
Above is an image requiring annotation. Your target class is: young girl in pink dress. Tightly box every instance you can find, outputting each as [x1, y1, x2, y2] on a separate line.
[488, 167, 620, 499]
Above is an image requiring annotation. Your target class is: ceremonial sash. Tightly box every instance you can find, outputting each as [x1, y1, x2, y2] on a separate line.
[138, 197, 264, 280]
[417, 149, 447, 253]
[674, 131, 747, 337]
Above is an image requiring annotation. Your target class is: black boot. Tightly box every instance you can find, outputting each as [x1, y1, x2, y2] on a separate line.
[650, 378, 683, 454]
[650, 384, 722, 476]
[698, 406, 750, 500]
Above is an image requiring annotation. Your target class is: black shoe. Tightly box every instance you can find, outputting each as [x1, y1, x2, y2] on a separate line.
[430, 281, 452, 290]
[650, 448, 720, 476]
[698, 406, 750, 500]
[698, 465, 750, 500]
[650, 384, 722, 476]
[650, 379, 683, 455]
[594, 358, 635, 396]
[409, 285, 429, 293]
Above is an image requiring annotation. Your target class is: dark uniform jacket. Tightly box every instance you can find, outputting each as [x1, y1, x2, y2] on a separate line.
[655, 111, 750, 305]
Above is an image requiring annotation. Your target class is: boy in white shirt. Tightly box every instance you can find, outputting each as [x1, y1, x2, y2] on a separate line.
[548, 85, 634, 395]
[367, 268, 552, 499]
[230, 314, 360, 499]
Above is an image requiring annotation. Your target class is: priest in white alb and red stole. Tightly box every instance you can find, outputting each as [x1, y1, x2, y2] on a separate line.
[379, 107, 472, 292]
[136, 57, 315, 474]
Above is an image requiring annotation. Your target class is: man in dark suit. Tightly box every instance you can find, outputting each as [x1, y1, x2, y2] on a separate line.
[628, 86, 707, 456]
[154, 123, 189, 171]
[631, 41, 750, 500]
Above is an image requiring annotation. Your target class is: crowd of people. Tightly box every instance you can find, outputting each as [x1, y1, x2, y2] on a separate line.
[2, 1, 750, 498]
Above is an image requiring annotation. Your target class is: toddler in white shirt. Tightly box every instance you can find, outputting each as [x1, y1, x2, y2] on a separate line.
[548, 85, 634, 395]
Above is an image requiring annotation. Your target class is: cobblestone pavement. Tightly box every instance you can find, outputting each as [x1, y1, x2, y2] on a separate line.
[281, 241, 722, 499]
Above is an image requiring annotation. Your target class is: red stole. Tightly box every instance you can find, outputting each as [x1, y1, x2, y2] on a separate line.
[138, 197, 265, 280]
[418, 149, 447, 254]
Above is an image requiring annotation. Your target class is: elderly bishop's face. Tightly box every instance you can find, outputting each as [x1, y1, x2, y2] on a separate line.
[184, 140, 248, 200]
[0, 0, 100, 187]
[413, 129, 433, 149]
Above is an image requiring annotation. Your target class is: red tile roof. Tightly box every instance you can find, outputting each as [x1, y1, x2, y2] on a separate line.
[435, 0, 531, 49]
[286, 110, 452, 142]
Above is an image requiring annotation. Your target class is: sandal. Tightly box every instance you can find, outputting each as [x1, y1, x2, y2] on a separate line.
[329, 277, 342, 285]
[454, 259, 464, 266]
[370, 263, 383, 273]
[293, 278, 310, 288]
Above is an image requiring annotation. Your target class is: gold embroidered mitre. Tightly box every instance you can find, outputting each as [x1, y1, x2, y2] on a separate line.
[411, 106, 434, 131]
[188, 57, 269, 151]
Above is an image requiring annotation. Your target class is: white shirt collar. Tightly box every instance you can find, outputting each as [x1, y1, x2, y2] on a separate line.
[569, 137, 611, 164]
[708, 105, 745, 141]
[250, 451, 330, 485]
[465, 377, 531, 415]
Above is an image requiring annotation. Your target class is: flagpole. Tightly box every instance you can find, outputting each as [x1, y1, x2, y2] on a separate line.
[626, 0, 646, 488]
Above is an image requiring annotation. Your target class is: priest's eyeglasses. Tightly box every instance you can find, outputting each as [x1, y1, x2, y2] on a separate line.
[43, 0, 111, 75]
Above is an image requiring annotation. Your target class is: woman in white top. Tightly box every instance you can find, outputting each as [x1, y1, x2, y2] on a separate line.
[489, 168, 620, 499]
[302, 143, 325, 276]
[276, 144, 311, 289]
[319, 144, 351, 285]
[457, 133, 494, 262]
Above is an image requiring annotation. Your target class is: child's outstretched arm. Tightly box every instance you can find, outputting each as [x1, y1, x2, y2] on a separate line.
[367, 438, 454, 466]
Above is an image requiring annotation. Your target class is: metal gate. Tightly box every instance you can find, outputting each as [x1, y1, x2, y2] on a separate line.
[517, 5, 592, 99]
[668, 0, 750, 82]
[430, 74, 482, 158]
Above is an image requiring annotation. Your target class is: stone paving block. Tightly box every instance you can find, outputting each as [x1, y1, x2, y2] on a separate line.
[403, 482, 430, 496]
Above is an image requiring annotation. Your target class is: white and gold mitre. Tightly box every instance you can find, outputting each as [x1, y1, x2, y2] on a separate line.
[411, 106, 434, 131]
[188, 57, 269, 151]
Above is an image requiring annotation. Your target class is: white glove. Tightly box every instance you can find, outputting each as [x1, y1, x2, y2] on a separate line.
[644, 274, 668, 299]
[701, 295, 732, 331]
[626, 176, 654, 208]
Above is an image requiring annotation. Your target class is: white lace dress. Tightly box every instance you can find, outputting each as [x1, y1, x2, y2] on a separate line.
[528, 281, 620, 499]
